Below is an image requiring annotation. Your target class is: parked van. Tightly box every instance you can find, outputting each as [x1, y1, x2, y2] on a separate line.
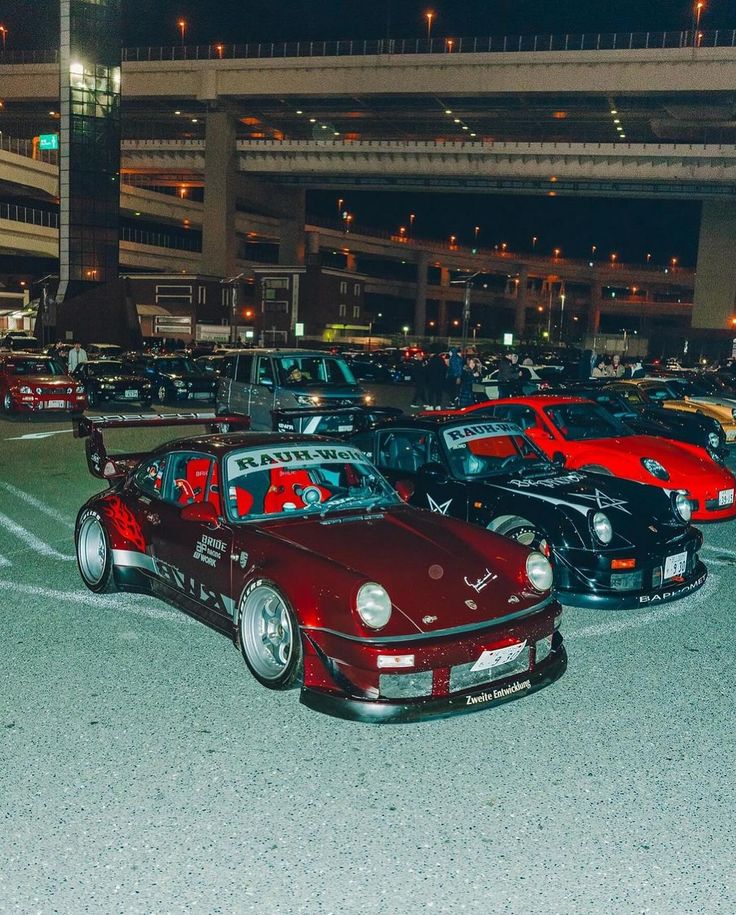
[216, 348, 372, 430]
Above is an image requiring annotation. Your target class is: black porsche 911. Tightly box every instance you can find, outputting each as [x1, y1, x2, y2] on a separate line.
[349, 415, 706, 609]
[72, 360, 153, 408]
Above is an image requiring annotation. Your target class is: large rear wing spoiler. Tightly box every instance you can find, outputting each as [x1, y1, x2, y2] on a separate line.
[74, 411, 250, 480]
[271, 405, 403, 436]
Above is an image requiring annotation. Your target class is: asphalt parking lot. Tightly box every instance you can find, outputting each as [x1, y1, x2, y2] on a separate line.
[1, 386, 735, 915]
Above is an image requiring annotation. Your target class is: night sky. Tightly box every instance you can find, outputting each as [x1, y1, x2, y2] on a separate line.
[4, 1, 733, 265]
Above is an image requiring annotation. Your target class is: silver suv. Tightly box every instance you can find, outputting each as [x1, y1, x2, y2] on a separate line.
[216, 349, 372, 430]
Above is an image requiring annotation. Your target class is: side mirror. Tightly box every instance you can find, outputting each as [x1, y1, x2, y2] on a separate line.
[181, 502, 220, 525]
[526, 426, 554, 443]
[552, 451, 567, 467]
[395, 479, 415, 502]
[419, 462, 449, 484]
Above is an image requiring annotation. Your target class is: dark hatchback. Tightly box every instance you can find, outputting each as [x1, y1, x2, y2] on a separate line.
[350, 415, 706, 609]
[72, 360, 154, 408]
[123, 354, 218, 404]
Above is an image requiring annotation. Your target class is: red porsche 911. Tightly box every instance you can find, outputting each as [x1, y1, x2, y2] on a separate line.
[428, 396, 736, 523]
[73, 413, 566, 722]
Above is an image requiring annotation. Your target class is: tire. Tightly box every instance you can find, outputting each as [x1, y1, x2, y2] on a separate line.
[492, 517, 552, 557]
[2, 391, 13, 413]
[76, 511, 117, 594]
[580, 465, 613, 476]
[155, 384, 168, 403]
[238, 581, 302, 690]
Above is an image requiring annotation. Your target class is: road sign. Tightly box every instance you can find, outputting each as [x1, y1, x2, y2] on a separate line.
[38, 134, 59, 150]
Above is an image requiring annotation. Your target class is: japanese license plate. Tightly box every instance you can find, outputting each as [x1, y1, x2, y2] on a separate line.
[471, 641, 527, 673]
[192, 392, 211, 400]
[124, 389, 137, 398]
[664, 551, 687, 580]
[718, 488, 734, 506]
[46, 399, 65, 409]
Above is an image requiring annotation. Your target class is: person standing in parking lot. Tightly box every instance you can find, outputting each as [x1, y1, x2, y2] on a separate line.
[67, 342, 88, 372]
[497, 351, 523, 398]
[409, 352, 427, 409]
[425, 351, 448, 410]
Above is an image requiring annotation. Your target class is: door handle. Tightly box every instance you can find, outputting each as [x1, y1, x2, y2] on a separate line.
[144, 512, 160, 526]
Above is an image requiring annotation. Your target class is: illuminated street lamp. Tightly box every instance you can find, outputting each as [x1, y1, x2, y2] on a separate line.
[610, 252, 618, 265]
[409, 213, 416, 236]
[215, 44, 224, 58]
[671, 256, 678, 270]
[693, 2, 705, 46]
[474, 225, 480, 241]
[500, 242, 508, 253]
[0, 25, 7, 52]
[532, 235, 538, 251]
[402, 325, 410, 342]
[449, 234, 456, 248]
[553, 247, 561, 260]
[425, 10, 435, 41]
[646, 252, 652, 264]
[178, 19, 186, 46]
[446, 38, 454, 53]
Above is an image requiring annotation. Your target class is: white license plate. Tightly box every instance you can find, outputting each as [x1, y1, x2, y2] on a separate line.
[124, 389, 137, 398]
[718, 488, 734, 506]
[471, 641, 527, 673]
[664, 551, 688, 580]
[46, 399, 65, 409]
[192, 392, 211, 400]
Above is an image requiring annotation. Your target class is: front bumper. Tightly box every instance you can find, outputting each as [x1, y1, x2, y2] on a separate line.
[301, 644, 566, 722]
[170, 388, 217, 402]
[559, 562, 707, 609]
[9, 395, 87, 413]
[298, 604, 565, 723]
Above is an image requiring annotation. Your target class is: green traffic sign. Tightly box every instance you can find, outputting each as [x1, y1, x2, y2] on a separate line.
[38, 133, 59, 151]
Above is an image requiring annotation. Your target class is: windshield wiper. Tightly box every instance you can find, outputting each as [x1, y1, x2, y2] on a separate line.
[318, 493, 388, 516]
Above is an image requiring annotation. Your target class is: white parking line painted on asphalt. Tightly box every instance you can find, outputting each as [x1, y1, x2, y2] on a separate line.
[0, 580, 192, 625]
[702, 544, 736, 558]
[5, 429, 75, 441]
[0, 553, 10, 568]
[565, 571, 718, 641]
[0, 482, 75, 530]
[0, 511, 75, 561]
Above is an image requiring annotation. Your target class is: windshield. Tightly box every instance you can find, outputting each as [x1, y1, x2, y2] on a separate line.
[223, 443, 398, 521]
[7, 358, 65, 376]
[544, 403, 633, 440]
[88, 361, 125, 377]
[642, 383, 678, 402]
[275, 356, 356, 386]
[442, 421, 548, 478]
[155, 357, 196, 374]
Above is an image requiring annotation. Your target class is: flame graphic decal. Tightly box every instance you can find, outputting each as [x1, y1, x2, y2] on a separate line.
[100, 497, 147, 552]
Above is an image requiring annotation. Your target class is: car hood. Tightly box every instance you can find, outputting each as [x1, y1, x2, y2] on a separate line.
[572, 434, 726, 473]
[481, 465, 676, 528]
[157, 371, 216, 382]
[254, 505, 545, 635]
[682, 395, 736, 412]
[91, 373, 150, 385]
[9, 374, 73, 386]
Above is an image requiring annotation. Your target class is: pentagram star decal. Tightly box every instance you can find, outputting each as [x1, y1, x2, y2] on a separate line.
[427, 494, 452, 515]
[575, 488, 631, 514]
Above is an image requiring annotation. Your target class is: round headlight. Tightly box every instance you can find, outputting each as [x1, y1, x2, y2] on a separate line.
[591, 511, 613, 544]
[526, 552, 553, 592]
[673, 491, 692, 523]
[18, 385, 31, 394]
[174, 380, 185, 388]
[641, 457, 670, 481]
[356, 582, 392, 629]
[708, 431, 721, 450]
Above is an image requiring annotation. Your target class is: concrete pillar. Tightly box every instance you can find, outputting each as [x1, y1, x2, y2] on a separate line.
[306, 231, 320, 256]
[278, 188, 306, 265]
[514, 266, 529, 339]
[438, 266, 450, 337]
[692, 201, 736, 328]
[202, 109, 238, 278]
[587, 282, 602, 335]
[414, 251, 429, 336]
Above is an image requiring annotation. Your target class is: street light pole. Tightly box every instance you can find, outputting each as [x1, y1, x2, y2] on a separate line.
[450, 270, 481, 355]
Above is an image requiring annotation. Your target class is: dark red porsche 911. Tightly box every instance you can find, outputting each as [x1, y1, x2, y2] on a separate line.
[74, 414, 566, 722]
